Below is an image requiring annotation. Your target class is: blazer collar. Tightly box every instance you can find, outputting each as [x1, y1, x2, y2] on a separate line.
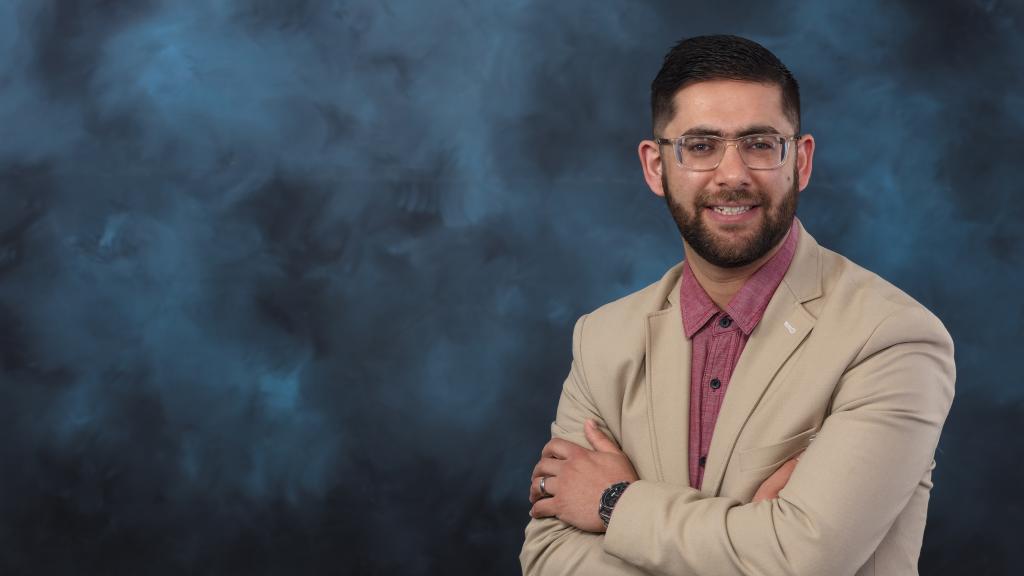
[647, 219, 823, 492]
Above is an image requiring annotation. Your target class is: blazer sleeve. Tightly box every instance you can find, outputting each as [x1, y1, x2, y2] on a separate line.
[601, 305, 956, 576]
[519, 314, 654, 575]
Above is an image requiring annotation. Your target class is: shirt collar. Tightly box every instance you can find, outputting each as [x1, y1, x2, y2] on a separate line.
[679, 218, 800, 339]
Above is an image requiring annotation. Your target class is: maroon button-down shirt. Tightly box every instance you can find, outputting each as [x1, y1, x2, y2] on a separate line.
[680, 219, 800, 489]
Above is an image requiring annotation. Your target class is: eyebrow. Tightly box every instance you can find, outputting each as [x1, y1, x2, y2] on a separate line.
[680, 124, 783, 138]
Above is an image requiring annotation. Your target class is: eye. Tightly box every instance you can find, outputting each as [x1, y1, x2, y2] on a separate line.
[743, 135, 779, 152]
[684, 138, 717, 155]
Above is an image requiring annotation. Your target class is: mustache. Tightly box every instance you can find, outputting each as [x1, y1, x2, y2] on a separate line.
[696, 189, 766, 206]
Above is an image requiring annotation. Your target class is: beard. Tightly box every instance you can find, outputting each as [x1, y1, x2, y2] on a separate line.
[662, 167, 798, 268]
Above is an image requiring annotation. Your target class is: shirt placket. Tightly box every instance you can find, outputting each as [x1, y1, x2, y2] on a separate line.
[697, 312, 739, 488]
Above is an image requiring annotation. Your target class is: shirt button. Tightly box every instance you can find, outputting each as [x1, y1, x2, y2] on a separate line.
[719, 316, 733, 328]
[710, 378, 722, 390]
[699, 456, 707, 467]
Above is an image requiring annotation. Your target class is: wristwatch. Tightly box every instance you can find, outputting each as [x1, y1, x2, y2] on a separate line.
[598, 481, 631, 527]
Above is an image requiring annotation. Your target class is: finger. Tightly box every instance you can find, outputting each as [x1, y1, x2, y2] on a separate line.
[531, 457, 564, 481]
[752, 476, 781, 503]
[752, 456, 800, 503]
[752, 490, 766, 503]
[584, 419, 621, 454]
[530, 496, 557, 520]
[780, 455, 800, 474]
[529, 474, 559, 504]
[541, 438, 584, 460]
[774, 455, 801, 494]
[768, 455, 800, 482]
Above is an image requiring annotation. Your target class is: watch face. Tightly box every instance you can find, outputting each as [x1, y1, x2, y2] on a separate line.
[602, 482, 629, 506]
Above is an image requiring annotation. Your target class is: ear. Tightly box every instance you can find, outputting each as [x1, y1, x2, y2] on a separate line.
[794, 134, 815, 192]
[639, 139, 667, 197]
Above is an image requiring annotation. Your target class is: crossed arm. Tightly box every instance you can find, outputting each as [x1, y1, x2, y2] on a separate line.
[527, 420, 800, 532]
[520, 308, 955, 575]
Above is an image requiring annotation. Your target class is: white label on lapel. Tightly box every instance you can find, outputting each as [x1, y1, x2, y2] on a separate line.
[784, 321, 797, 334]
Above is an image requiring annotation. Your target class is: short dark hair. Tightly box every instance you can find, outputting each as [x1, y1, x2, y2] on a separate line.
[651, 34, 801, 135]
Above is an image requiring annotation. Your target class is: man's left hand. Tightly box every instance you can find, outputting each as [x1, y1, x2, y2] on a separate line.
[529, 419, 639, 533]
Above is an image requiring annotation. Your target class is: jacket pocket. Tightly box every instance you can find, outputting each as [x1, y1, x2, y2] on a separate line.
[738, 426, 817, 472]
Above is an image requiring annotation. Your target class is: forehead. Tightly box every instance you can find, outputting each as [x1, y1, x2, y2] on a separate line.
[666, 80, 792, 136]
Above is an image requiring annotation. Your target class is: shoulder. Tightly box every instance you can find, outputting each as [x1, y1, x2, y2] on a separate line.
[813, 245, 953, 361]
[571, 262, 683, 365]
[809, 246, 956, 419]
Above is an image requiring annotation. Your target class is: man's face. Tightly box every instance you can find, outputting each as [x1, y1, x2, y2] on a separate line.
[657, 80, 804, 268]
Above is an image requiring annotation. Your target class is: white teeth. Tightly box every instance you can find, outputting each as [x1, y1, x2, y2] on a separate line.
[713, 206, 752, 215]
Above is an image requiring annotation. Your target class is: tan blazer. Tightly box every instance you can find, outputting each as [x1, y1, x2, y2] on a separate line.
[520, 221, 955, 576]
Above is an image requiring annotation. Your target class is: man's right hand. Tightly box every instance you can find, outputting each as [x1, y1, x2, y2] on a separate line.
[752, 452, 803, 503]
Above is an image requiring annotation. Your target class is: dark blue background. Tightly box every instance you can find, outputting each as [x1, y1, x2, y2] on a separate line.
[1, 1, 1021, 574]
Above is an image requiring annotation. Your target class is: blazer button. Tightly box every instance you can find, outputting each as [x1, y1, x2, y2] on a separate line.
[710, 378, 722, 390]
[699, 456, 707, 467]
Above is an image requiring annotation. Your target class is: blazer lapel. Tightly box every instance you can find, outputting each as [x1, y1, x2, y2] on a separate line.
[700, 223, 823, 496]
[645, 278, 691, 485]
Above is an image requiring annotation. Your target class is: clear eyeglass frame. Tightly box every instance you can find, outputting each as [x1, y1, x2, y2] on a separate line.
[654, 133, 801, 171]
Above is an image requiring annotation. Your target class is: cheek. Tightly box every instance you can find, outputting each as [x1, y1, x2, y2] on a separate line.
[679, 171, 714, 192]
[752, 174, 787, 191]
[664, 169, 709, 197]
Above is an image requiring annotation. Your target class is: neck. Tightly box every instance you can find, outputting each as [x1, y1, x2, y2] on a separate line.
[683, 227, 792, 310]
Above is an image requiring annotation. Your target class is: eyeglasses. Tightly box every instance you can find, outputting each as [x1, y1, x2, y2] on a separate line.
[654, 133, 800, 171]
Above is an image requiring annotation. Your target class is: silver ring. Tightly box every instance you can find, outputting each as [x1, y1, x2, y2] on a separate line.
[539, 476, 551, 498]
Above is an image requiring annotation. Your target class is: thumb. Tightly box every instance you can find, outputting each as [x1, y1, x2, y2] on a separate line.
[584, 420, 621, 453]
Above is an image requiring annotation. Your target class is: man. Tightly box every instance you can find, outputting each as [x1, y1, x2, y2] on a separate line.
[519, 35, 955, 576]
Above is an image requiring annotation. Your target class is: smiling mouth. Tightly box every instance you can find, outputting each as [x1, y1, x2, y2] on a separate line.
[709, 205, 757, 215]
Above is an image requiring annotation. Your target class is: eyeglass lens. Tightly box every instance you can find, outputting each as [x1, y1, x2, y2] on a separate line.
[676, 135, 789, 170]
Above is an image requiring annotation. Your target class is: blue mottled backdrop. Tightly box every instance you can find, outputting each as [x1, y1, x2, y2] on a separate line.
[1, 0, 1021, 574]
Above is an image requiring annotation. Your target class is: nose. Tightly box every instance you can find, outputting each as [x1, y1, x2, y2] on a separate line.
[713, 143, 752, 188]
